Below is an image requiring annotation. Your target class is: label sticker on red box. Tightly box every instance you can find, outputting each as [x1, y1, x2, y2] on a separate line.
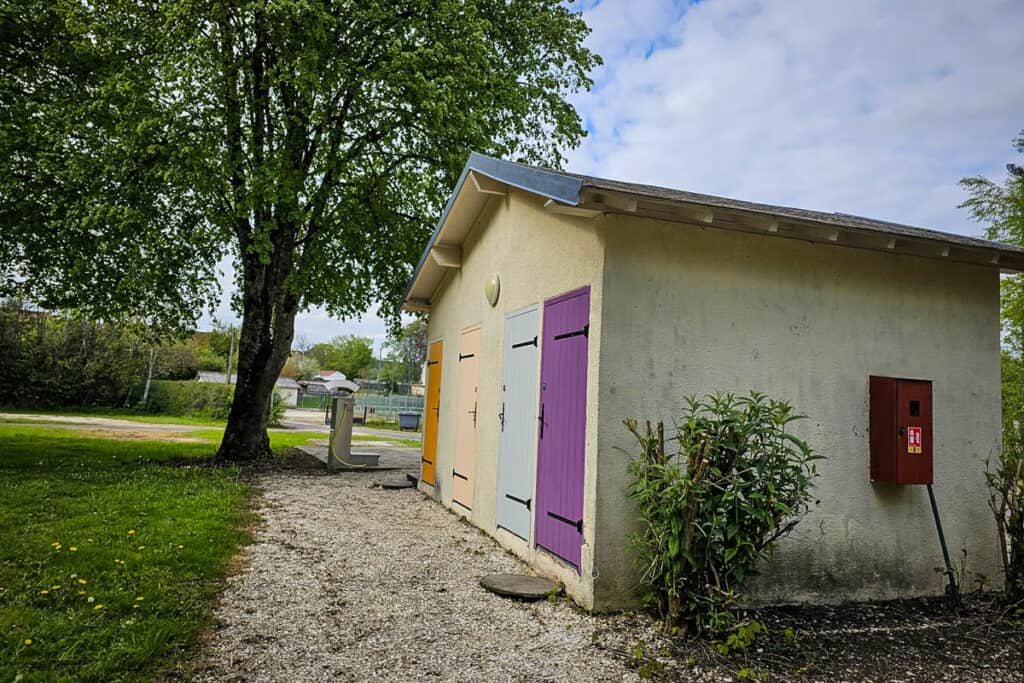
[907, 426, 922, 454]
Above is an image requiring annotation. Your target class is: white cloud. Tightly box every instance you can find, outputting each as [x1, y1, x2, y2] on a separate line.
[569, 0, 1024, 234]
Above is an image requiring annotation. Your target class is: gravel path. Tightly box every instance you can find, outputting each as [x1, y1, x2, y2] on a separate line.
[190, 464, 641, 682]
[186, 456, 1024, 683]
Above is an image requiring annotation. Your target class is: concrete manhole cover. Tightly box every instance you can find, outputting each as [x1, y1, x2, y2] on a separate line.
[380, 479, 415, 490]
[479, 574, 560, 600]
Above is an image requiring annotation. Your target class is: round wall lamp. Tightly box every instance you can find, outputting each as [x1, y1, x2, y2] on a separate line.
[485, 274, 501, 307]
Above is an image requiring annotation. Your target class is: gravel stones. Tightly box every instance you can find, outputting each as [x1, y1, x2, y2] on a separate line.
[187, 458, 640, 682]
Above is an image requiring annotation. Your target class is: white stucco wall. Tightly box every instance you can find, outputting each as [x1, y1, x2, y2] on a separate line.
[593, 214, 1003, 609]
[424, 189, 607, 608]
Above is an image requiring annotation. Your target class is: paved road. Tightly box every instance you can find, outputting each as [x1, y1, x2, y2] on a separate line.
[282, 408, 422, 442]
[0, 413, 200, 432]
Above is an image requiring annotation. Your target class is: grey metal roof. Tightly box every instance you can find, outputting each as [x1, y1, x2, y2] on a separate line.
[569, 173, 1022, 256]
[402, 153, 1024, 307]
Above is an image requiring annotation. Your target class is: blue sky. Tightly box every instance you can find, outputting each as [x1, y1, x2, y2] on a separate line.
[205, 0, 1024, 348]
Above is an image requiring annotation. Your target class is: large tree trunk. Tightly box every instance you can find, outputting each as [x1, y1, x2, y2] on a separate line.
[215, 248, 299, 463]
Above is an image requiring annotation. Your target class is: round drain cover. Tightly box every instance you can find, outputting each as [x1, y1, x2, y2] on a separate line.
[380, 480, 415, 490]
[480, 574, 560, 600]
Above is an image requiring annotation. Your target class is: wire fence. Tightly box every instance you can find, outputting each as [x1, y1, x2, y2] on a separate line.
[295, 393, 425, 421]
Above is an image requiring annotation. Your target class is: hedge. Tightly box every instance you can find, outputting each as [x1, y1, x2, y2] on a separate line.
[137, 380, 234, 419]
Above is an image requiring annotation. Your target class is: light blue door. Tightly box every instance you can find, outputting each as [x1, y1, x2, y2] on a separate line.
[495, 305, 540, 541]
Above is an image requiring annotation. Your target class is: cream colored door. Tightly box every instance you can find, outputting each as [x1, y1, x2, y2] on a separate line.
[451, 326, 481, 509]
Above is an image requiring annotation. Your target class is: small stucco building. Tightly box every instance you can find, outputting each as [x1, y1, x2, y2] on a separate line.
[401, 153, 1023, 611]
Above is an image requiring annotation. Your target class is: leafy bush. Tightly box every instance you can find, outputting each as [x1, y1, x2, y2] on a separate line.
[0, 301, 147, 408]
[138, 380, 233, 419]
[194, 347, 226, 372]
[993, 354, 1024, 602]
[625, 392, 820, 636]
[268, 390, 286, 427]
[153, 344, 199, 380]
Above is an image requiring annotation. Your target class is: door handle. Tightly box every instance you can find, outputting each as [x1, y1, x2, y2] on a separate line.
[470, 401, 477, 427]
[498, 402, 505, 431]
[538, 403, 545, 439]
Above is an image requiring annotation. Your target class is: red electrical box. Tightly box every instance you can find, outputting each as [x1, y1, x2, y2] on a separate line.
[869, 376, 933, 485]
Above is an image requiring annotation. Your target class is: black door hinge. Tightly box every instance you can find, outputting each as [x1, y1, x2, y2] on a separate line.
[506, 494, 531, 510]
[554, 324, 588, 341]
[547, 511, 583, 534]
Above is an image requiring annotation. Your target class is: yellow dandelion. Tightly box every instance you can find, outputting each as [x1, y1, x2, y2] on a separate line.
[69, 547, 78, 552]
[39, 589, 49, 595]
[94, 604, 104, 610]
[78, 590, 86, 596]
[51, 585, 61, 590]
[135, 596, 144, 601]
[24, 639, 32, 646]
[78, 579, 87, 585]
[128, 530, 135, 535]
[177, 545, 184, 549]
[137, 546, 145, 551]
[132, 604, 140, 609]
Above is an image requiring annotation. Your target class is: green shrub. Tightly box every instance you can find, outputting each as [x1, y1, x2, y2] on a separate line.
[138, 380, 233, 419]
[625, 392, 821, 636]
[0, 301, 147, 408]
[194, 347, 226, 372]
[268, 390, 286, 427]
[153, 344, 199, 380]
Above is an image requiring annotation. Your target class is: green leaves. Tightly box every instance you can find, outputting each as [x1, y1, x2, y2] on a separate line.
[960, 131, 1024, 349]
[963, 133, 1024, 603]
[2, 0, 599, 330]
[625, 392, 821, 636]
[3, 0, 600, 459]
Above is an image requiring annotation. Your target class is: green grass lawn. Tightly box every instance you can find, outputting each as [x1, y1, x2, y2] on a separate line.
[0, 425, 317, 681]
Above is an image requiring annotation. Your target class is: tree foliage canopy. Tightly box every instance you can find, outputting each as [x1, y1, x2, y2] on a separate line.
[960, 131, 1024, 345]
[962, 133, 1024, 602]
[1, 0, 600, 459]
[385, 318, 427, 382]
[1, 0, 598, 329]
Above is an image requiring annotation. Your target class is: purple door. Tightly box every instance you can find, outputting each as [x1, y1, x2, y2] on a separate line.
[534, 286, 590, 570]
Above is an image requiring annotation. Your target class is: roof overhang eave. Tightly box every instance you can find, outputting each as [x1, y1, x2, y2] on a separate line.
[400, 153, 584, 310]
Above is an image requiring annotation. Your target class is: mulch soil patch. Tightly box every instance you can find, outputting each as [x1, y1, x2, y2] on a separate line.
[603, 594, 1024, 681]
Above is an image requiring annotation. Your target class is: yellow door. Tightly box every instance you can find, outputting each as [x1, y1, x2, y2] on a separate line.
[421, 340, 443, 486]
[452, 327, 481, 509]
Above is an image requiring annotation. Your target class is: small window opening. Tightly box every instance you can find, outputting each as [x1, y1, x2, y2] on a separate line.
[909, 400, 920, 417]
